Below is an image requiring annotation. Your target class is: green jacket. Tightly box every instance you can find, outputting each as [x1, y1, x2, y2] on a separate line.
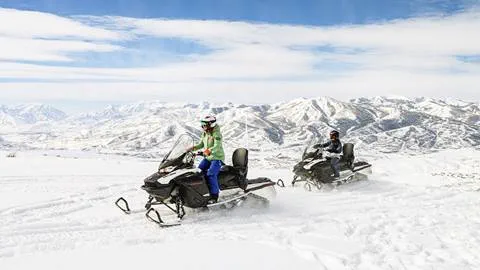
[193, 125, 225, 161]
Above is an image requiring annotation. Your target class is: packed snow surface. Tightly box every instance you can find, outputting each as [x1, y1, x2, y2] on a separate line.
[1, 149, 479, 269]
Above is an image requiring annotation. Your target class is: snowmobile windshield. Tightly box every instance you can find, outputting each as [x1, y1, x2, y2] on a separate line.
[302, 139, 321, 160]
[162, 134, 194, 162]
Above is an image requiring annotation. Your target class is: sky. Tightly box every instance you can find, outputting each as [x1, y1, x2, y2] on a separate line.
[0, 0, 479, 112]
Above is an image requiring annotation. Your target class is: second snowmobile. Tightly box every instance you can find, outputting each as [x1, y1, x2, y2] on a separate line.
[116, 134, 276, 226]
[291, 139, 372, 190]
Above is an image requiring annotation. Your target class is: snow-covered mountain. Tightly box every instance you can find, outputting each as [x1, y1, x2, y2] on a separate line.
[0, 104, 67, 128]
[1, 97, 478, 163]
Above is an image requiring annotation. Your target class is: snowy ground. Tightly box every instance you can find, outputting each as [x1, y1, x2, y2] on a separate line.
[1, 149, 480, 269]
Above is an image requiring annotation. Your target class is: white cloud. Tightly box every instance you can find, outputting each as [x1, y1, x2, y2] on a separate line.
[0, 7, 479, 104]
[0, 37, 122, 62]
[106, 11, 480, 55]
[0, 8, 122, 40]
[0, 8, 125, 62]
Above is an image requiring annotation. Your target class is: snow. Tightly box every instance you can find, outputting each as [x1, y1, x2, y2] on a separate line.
[0, 241, 320, 270]
[1, 148, 480, 269]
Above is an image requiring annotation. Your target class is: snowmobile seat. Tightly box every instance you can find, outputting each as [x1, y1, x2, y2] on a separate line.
[341, 143, 355, 166]
[220, 148, 248, 178]
[232, 148, 248, 175]
[219, 148, 249, 190]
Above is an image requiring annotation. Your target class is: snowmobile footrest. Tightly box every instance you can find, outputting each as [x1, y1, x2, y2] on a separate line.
[115, 197, 131, 214]
[206, 192, 249, 208]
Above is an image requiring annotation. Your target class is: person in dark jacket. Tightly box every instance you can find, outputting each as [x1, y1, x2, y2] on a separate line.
[314, 130, 342, 178]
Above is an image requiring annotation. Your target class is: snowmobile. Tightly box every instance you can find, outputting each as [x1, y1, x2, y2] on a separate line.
[115, 134, 276, 227]
[291, 139, 372, 191]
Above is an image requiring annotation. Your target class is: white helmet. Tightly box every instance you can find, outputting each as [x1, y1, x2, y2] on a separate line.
[200, 115, 217, 129]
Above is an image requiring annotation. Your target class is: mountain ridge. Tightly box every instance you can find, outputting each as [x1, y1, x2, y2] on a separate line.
[1, 97, 478, 164]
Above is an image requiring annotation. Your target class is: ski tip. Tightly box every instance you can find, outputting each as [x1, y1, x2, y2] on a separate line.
[115, 197, 131, 214]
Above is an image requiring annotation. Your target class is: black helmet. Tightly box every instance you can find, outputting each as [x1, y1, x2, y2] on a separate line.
[329, 130, 339, 140]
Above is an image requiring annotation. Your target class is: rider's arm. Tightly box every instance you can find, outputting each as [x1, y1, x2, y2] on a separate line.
[313, 141, 331, 149]
[192, 133, 204, 151]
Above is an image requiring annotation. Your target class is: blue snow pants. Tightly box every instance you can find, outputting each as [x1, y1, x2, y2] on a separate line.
[198, 159, 222, 196]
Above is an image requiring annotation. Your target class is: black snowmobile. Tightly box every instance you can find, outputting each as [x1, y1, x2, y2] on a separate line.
[115, 134, 276, 227]
[291, 139, 372, 190]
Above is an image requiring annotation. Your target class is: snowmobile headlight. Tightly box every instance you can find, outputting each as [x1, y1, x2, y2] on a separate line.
[159, 166, 175, 173]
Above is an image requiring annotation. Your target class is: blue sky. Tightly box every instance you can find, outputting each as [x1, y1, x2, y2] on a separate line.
[0, 0, 472, 24]
[0, 0, 479, 112]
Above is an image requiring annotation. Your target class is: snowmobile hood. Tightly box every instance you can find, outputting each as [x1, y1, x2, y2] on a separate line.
[157, 168, 201, 185]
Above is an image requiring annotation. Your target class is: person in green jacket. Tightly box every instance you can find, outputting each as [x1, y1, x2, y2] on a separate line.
[191, 115, 225, 203]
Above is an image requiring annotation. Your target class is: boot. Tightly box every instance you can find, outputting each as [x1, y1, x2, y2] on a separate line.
[207, 194, 219, 204]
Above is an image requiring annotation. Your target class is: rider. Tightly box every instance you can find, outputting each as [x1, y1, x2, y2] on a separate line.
[191, 115, 225, 204]
[314, 130, 342, 178]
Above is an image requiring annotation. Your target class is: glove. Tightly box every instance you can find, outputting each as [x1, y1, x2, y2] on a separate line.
[203, 149, 211, 156]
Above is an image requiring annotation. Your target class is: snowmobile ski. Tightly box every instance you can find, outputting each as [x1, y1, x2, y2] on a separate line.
[115, 197, 156, 215]
[276, 179, 286, 188]
[115, 197, 131, 214]
[145, 207, 182, 227]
